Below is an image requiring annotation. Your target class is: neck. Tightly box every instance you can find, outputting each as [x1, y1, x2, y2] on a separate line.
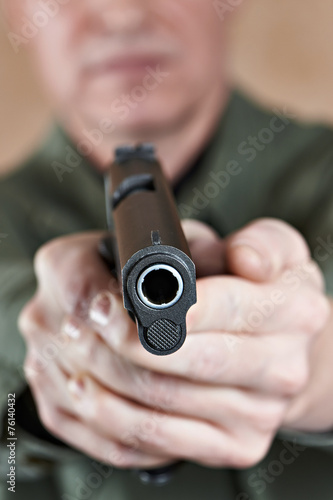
[63, 83, 230, 185]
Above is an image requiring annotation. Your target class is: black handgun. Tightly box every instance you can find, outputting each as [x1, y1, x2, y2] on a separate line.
[100, 144, 196, 356]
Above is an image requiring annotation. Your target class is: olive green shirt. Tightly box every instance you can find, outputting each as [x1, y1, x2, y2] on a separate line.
[1, 90, 333, 499]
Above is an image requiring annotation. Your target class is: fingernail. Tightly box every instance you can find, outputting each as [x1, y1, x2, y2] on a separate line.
[61, 317, 81, 339]
[68, 377, 85, 399]
[231, 242, 265, 267]
[237, 245, 263, 268]
[68, 377, 96, 417]
[89, 291, 112, 326]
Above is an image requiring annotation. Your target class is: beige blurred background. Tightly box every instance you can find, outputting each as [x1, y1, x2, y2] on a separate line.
[1, 0, 333, 174]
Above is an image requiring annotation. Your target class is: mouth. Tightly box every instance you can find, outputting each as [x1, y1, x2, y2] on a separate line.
[81, 41, 180, 79]
[85, 55, 165, 77]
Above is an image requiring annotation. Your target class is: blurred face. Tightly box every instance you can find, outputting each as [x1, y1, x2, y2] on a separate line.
[9, 0, 228, 135]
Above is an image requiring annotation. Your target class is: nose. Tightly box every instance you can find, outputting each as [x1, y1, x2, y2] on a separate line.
[103, 6, 146, 32]
[85, 0, 148, 35]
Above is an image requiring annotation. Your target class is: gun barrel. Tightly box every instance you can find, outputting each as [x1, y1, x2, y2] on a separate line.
[137, 263, 184, 310]
[104, 144, 196, 356]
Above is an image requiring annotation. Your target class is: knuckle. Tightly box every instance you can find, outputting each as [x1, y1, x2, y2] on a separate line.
[200, 441, 263, 469]
[194, 433, 272, 469]
[107, 448, 131, 469]
[250, 403, 285, 432]
[188, 438, 226, 467]
[242, 402, 283, 432]
[78, 331, 99, 364]
[63, 269, 106, 318]
[131, 413, 165, 450]
[138, 371, 178, 410]
[105, 444, 138, 469]
[18, 304, 31, 335]
[24, 350, 50, 380]
[305, 294, 330, 334]
[228, 434, 273, 469]
[187, 342, 225, 382]
[63, 275, 92, 317]
[18, 300, 43, 338]
[34, 237, 100, 317]
[198, 446, 227, 468]
[39, 405, 60, 435]
[34, 238, 63, 276]
[270, 361, 309, 396]
[236, 440, 271, 469]
[307, 260, 326, 290]
[24, 357, 39, 383]
[132, 368, 156, 403]
[294, 291, 330, 335]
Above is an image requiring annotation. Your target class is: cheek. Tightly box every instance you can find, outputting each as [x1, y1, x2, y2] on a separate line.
[27, 12, 81, 103]
[31, 40, 75, 103]
[168, 2, 223, 42]
[158, 1, 226, 77]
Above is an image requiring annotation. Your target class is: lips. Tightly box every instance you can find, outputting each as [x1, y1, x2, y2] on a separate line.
[86, 55, 164, 76]
[80, 41, 180, 78]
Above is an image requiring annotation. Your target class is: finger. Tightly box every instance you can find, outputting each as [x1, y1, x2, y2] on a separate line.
[57, 315, 147, 395]
[186, 274, 329, 335]
[181, 219, 225, 277]
[89, 288, 137, 340]
[225, 218, 315, 283]
[60, 327, 287, 431]
[25, 331, 285, 469]
[22, 273, 328, 392]
[57, 316, 290, 415]
[47, 411, 172, 469]
[66, 373, 266, 468]
[25, 353, 171, 469]
[19, 287, 135, 369]
[27, 332, 281, 464]
[33, 232, 118, 321]
[24, 350, 74, 412]
[99, 321, 313, 396]
[83, 248, 323, 344]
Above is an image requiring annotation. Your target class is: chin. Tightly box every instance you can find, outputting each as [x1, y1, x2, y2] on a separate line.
[79, 92, 187, 139]
[75, 64, 198, 135]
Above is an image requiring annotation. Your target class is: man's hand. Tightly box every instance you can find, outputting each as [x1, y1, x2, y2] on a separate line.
[19, 219, 331, 470]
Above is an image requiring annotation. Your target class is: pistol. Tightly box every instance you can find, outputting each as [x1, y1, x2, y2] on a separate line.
[100, 144, 197, 356]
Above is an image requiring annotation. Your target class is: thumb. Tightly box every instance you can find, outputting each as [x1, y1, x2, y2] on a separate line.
[181, 219, 225, 277]
[225, 218, 312, 283]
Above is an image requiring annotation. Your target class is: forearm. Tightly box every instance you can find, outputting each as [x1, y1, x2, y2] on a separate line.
[283, 297, 333, 432]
